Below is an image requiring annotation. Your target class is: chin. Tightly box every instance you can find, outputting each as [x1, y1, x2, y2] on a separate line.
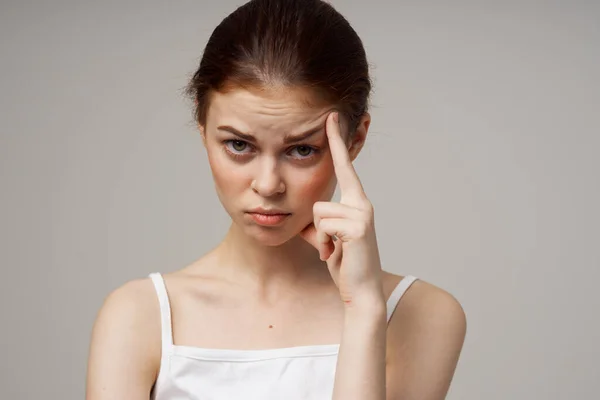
[234, 213, 305, 247]
[244, 225, 297, 247]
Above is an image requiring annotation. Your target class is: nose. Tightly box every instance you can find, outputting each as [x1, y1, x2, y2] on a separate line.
[251, 158, 285, 197]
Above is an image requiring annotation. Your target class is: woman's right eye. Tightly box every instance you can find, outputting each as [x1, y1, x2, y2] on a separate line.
[225, 140, 250, 153]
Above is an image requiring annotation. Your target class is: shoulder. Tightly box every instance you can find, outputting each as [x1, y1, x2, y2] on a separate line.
[383, 271, 466, 332]
[86, 277, 161, 396]
[93, 277, 161, 333]
[383, 272, 467, 398]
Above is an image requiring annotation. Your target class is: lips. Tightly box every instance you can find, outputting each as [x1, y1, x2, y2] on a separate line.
[248, 207, 291, 215]
[246, 211, 291, 226]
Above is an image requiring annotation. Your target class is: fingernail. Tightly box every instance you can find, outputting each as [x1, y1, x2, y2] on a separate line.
[333, 112, 339, 123]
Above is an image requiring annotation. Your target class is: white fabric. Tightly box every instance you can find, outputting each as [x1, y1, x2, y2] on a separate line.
[149, 272, 418, 400]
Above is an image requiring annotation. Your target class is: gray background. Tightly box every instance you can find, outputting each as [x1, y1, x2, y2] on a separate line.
[1, 0, 598, 398]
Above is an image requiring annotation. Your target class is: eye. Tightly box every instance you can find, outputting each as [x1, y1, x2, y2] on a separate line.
[222, 139, 319, 162]
[224, 140, 251, 153]
[289, 145, 319, 160]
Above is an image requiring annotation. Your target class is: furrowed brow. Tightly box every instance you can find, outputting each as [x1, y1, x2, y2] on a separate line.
[217, 125, 323, 144]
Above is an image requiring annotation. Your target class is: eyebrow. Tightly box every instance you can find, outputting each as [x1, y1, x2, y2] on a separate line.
[216, 125, 323, 144]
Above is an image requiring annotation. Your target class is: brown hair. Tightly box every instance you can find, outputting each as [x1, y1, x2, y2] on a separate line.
[185, 0, 372, 135]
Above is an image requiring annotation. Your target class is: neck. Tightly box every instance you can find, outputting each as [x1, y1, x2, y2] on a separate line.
[212, 222, 330, 295]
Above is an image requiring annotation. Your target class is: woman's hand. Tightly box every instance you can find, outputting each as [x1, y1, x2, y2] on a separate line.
[299, 112, 384, 307]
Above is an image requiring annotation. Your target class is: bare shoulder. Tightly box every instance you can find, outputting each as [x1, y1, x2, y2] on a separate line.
[99, 277, 159, 310]
[382, 271, 467, 399]
[382, 270, 467, 330]
[90, 277, 162, 355]
[91, 277, 161, 340]
[86, 277, 161, 398]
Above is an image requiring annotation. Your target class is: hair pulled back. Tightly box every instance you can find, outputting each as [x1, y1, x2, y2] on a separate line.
[185, 0, 372, 135]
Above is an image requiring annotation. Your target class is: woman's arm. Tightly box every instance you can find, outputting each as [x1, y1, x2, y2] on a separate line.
[333, 296, 388, 400]
[86, 279, 160, 400]
[386, 281, 467, 400]
[333, 280, 466, 400]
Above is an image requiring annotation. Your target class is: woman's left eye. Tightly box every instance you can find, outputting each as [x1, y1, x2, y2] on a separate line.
[289, 145, 317, 159]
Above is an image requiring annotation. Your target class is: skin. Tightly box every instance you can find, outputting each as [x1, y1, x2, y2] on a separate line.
[86, 86, 467, 400]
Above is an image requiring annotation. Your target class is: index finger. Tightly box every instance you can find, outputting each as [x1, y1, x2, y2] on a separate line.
[326, 112, 366, 201]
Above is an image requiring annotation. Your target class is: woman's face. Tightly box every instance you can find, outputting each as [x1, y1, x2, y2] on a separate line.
[200, 86, 344, 246]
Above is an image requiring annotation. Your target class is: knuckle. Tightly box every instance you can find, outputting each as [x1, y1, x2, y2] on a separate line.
[313, 201, 326, 213]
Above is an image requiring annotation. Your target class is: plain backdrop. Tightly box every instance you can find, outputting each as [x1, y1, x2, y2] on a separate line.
[1, 0, 599, 399]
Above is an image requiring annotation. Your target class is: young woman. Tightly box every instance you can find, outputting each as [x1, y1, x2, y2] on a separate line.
[86, 0, 467, 399]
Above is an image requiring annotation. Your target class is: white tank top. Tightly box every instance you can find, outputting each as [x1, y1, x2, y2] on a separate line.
[149, 272, 418, 400]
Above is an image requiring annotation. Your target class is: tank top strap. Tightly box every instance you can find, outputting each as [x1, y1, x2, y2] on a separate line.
[149, 273, 174, 353]
[386, 275, 418, 324]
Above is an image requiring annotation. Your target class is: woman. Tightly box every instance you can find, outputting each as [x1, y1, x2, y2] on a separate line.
[86, 0, 467, 399]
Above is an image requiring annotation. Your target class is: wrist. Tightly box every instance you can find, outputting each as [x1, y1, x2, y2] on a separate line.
[342, 301, 387, 340]
[343, 295, 386, 321]
[342, 285, 386, 312]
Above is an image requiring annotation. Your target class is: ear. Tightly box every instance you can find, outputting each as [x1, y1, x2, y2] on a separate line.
[198, 123, 207, 147]
[346, 112, 371, 162]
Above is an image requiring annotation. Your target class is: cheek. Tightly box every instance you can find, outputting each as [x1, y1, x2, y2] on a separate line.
[207, 148, 248, 193]
[294, 162, 336, 200]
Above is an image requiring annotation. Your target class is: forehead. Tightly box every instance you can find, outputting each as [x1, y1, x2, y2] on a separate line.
[207, 86, 334, 137]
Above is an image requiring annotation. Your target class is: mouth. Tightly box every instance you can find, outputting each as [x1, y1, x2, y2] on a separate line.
[245, 210, 291, 226]
[247, 207, 291, 215]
